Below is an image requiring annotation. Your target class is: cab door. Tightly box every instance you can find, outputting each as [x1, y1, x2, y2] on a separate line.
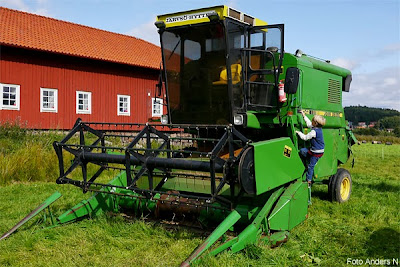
[244, 24, 284, 110]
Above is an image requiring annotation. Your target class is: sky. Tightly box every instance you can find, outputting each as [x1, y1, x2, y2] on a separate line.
[1, 0, 399, 110]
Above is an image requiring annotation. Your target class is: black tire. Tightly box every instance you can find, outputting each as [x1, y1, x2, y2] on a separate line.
[329, 168, 352, 203]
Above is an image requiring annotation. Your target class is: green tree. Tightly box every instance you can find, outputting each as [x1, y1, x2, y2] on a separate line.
[393, 127, 400, 138]
[379, 116, 400, 129]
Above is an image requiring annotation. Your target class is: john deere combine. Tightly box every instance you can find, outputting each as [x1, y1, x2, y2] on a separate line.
[2, 6, 357, 265]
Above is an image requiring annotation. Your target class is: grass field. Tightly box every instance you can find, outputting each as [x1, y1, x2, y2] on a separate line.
[0, 132, 399, 266]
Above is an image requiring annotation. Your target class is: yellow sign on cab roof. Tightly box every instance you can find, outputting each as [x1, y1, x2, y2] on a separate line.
[156, 5, 267, 28]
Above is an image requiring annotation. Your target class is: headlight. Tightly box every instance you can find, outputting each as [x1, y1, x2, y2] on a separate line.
[161, 115, 168, 124]
[233, 114, 244, 125]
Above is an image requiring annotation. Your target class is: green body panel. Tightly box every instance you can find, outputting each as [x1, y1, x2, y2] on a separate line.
[312, 129, 337, 178]
[268, 180, 308, 231]
[246, 112, 261, 129]
[336, 128, 349, 164]
[252, 137, 304, 194]
[300, 68, 345, 126]
[297, 55, 351, 78]
[280, 54, 347, 129]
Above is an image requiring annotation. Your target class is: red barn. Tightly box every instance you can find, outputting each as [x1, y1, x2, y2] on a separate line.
[0, 7, 162, 129]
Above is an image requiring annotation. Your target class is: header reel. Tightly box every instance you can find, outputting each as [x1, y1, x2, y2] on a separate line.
[53, 119, 254, 210]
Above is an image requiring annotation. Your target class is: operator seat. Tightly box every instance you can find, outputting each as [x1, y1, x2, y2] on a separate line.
[212, 63, 242, 85]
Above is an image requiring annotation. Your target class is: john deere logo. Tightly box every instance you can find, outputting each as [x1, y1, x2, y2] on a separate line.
[283, 145, 292, 158]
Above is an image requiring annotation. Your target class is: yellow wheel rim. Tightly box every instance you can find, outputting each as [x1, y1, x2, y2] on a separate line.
[340, 177, 351, 200]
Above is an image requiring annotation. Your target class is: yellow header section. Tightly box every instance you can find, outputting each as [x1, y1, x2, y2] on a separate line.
[156, 5, 267, 28]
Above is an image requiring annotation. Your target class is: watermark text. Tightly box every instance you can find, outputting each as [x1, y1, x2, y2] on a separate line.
[347, 258, 399, 266]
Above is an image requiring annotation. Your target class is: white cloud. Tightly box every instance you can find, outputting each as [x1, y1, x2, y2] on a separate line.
[332, 45, 399, 111]
[343, 66, 400, 111]
[383, 77, 397, 86]
[1, 0, 30, 10]
[125, 20, 160, 46]
[331, 57, 359, 71]
[1, 0, 50, 16]
[31, 7, 50, 16]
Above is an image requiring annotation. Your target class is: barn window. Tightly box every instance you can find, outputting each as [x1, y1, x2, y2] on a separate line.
[0, 83, 20, 110]
[117, 95, 130, 116]
[40, 88, 58, 113]
[76, 91, 92, 114]
[152, 97, 163, 117]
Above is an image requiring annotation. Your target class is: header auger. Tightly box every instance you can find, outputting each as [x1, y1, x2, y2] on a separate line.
[2, 5, 356, 266]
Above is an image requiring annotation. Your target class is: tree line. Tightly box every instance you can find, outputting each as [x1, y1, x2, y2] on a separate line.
[344, 106, 399, 125]
[344, 106, 400, 137]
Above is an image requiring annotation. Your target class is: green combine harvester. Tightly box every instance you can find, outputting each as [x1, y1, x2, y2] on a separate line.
[1, 6, 357, 266]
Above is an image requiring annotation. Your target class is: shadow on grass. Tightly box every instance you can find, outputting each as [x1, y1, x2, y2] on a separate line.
[310, 180, 400, 202]
[353, 181, 400, 193]
[366, 228, 400, 258]
[310, 185, 330, 201]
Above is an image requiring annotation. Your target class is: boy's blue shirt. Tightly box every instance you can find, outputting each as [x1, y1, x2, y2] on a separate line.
[310, 127, 325, 153]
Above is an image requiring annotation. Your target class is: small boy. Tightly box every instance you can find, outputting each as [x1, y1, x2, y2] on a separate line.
[296, 110, 326, 184]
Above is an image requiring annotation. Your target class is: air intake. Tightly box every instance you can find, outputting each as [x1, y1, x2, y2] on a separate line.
[328, 79, 341, 104]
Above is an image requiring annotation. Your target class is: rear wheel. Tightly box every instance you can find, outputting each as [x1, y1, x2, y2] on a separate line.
[329, 168, 352, 203]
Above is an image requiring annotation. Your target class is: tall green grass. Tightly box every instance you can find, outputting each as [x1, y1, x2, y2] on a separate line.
[0, 124, 121, 185]
[0, 124, 62, 185]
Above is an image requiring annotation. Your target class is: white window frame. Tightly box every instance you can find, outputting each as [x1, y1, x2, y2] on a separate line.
[76, 91, 92, 114]
[0, 83, 20, 110]
[117, 94, 131, 116]
[151, 97, 163, 117]
[40, 88, 58, 113]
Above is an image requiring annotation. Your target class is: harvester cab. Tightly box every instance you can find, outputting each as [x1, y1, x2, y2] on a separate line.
[2, 5, 357, 266]
[155, 7, 285, 126]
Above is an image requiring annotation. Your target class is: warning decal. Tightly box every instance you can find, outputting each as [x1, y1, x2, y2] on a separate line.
[283, 145, 292, 158]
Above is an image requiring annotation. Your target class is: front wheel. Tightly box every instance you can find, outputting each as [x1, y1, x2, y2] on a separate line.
[328, 168, 352, 203]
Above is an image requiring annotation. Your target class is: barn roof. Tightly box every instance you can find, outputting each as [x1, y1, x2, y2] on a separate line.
[0, 7, 161, 69]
